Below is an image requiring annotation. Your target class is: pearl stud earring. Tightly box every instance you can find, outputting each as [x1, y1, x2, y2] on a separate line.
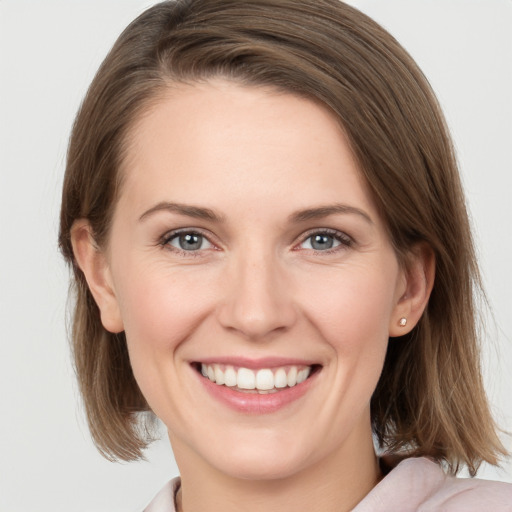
[399, 317, 407, 327]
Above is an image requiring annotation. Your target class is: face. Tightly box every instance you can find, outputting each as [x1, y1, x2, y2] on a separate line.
[100, 80, 409, 480]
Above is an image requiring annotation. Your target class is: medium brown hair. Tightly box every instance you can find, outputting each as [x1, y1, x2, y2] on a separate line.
[59, 0, 506, 473]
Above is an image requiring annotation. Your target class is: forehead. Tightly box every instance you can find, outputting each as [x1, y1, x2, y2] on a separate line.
[118, 79, 377, 220]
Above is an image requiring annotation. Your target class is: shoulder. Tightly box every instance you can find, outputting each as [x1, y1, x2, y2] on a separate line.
[353, 457, 512, 512]
[421, 470, 512, 511]
[143, 477, 180, 512]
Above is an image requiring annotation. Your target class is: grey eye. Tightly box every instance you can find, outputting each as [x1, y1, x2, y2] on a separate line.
[169, 232, 212, 251]
[301, 233, 343, 251]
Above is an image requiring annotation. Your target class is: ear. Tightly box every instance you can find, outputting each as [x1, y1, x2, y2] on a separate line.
[389, 243, 435, 337]
[70, 219, 124, 333]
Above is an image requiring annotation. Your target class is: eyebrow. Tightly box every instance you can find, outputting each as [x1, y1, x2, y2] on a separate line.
[289, 204, 373, 224]
[139, 201, 372, 225]
[139, 201, 225, 223]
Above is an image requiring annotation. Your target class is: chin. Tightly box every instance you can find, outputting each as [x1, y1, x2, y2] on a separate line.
[216, 454, 310, 482]
[201, 434, 318, 481]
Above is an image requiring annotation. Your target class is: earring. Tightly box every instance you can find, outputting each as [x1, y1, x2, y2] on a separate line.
[398, 317, 407, 327]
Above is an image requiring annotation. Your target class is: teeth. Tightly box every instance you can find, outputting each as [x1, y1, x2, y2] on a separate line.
[224, 366, 237, 387]
[287, 366, 298, 387]
[237, 367, 256, 389]
[297, 368, 309, 384]
[214, 365, 225, 385]
[199, 363, 313, 392]
[274, 368, 287, 388]
[256, 369, 274, 390]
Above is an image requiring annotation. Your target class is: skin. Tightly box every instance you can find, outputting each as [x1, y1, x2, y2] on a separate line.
[72, 80, 433, 512]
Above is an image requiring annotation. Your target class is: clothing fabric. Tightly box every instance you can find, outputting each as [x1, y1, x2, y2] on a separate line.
[143, 457, 512, 511]
[352, 457, 512, 511]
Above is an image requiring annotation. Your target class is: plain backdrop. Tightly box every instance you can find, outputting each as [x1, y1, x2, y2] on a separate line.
[1, 1, 511, 510]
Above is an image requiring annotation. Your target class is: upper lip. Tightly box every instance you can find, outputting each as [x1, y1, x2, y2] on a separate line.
[193, 356, 320, 370]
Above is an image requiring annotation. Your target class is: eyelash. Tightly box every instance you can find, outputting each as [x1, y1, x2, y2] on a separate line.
[159, 228, 214, 258]
[296, 228, 353, 254]
[159, 228, 353, 256]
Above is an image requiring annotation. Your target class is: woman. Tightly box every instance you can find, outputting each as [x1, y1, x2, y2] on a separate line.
[59, 0, 511, 510]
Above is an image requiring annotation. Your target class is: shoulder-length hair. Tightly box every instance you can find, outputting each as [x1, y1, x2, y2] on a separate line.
[59, 0, 506, 473]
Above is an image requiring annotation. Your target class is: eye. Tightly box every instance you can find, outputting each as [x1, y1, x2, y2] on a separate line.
[299, 230, 352, 252]
[164, 231, 213, 252]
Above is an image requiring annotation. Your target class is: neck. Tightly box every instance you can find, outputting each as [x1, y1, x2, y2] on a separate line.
[172, 422, 381, 512]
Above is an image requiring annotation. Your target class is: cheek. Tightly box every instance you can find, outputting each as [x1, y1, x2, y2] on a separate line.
[299, 263, 398, 352]
[113, 265, 217, 415]
[110, 253, 217, 381]
[297, 262, 397, 412]
[117, 270, 209, 349]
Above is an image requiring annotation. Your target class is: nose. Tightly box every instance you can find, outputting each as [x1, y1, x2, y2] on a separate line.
[217, 249, 297, 341]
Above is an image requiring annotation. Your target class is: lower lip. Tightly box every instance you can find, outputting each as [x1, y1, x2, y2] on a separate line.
[196, 368, 318, 414]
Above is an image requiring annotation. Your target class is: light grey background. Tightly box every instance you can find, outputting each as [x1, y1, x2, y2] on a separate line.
[0, 1, 510, 510]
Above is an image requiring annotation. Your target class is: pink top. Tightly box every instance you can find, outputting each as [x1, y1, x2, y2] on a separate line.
[144, 457, 512, 511]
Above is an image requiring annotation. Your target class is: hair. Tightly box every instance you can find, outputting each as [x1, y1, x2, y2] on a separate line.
[59, 0, 507, 473]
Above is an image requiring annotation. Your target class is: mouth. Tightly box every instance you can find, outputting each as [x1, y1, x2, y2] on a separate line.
[192, 362, 321, 395]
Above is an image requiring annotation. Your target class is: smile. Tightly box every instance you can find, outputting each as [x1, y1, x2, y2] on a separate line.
[199, 363, 313, 394]
[192, 359, 321, 413]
